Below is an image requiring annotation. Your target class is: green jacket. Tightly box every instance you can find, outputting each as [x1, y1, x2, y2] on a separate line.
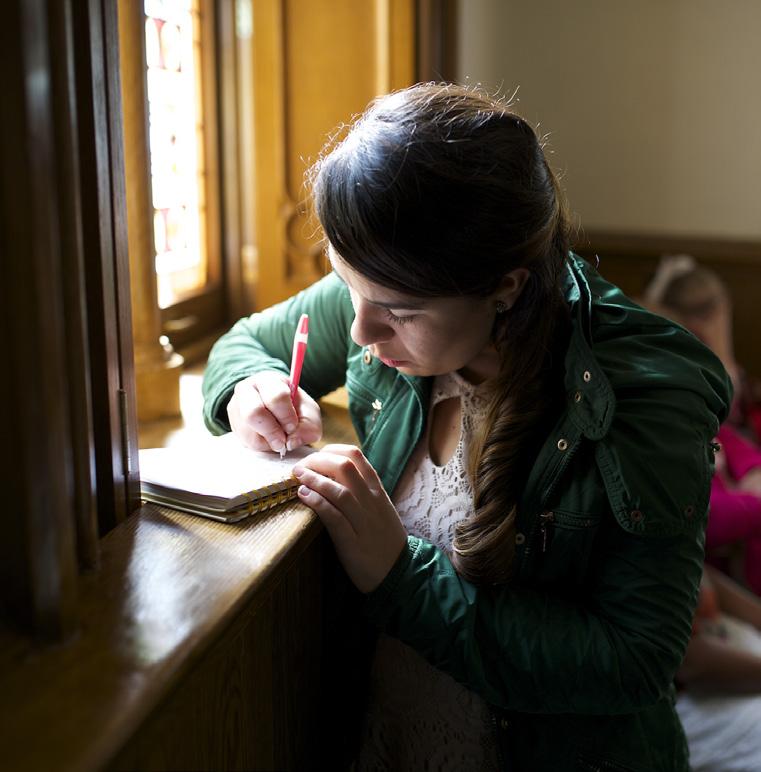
[203, 255, 731, 772]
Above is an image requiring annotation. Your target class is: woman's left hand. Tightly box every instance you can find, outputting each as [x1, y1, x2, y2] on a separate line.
[293, 444, 408, 593]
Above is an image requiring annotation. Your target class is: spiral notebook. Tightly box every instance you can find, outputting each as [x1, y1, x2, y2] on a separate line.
[139, 432, 316, 522]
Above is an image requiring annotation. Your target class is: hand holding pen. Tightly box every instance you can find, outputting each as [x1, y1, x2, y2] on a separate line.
[226, 314, 322, 454]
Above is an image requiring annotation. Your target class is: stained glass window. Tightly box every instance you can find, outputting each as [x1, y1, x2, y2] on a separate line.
[144, 0, 207, 308]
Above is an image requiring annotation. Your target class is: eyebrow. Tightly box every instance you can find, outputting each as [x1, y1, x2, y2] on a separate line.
[330, 258, 427, 310]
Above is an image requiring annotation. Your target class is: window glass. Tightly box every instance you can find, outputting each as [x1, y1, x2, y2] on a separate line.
[145, 0, 208, 308]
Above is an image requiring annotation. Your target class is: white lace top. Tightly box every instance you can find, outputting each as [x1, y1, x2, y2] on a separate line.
[355, 371, 501, 771]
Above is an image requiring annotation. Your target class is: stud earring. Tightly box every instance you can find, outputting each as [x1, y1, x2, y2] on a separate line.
[495, 300, 508, 314]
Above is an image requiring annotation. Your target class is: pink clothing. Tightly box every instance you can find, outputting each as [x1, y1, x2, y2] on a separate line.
[707, 424, 761, 593]
[718, 423, 761, 480]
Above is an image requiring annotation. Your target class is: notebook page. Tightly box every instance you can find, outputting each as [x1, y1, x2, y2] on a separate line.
[139, 433, 315, 502]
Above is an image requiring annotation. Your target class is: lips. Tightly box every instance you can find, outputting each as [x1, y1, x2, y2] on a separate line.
[378, 356, 407, 368]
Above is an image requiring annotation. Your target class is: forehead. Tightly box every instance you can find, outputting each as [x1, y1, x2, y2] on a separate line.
[326, 246, 428, 307]
[325, 245, 492, 317]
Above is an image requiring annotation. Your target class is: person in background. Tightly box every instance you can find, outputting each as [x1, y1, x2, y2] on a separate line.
[643, 255, 761, 441]
[203, 84, 730, 771]
[676, 564, 761, 772]
[644, 256, 761, 595]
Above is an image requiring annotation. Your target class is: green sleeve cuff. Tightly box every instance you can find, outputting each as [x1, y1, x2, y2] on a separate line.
[364, 535, 424, 626]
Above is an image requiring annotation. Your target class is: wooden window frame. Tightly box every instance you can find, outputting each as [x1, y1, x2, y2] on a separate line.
[122, 0, 227, 356]
[1, 0, 139, 636]
[416, 0, 458, 82]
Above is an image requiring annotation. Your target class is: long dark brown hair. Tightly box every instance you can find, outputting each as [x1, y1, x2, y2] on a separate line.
[310, 83, 571, 584]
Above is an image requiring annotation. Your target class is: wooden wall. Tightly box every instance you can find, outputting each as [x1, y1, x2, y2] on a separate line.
[111, 526, 325, 771]
[250, 0, 416, 310]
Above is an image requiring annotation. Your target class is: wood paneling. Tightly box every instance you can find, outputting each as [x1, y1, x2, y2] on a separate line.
[111, 529, 324, 771]
[253, 0, 417, 310]
[0, 0, 81, 637]
[0, 502, 325, 771]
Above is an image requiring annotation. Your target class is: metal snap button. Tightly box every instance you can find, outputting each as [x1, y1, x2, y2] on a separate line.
[684, 505, 695, 518]
[363, 349, 372, 365]
[515, 533, 526, 545]
[500, 717, 509, 730]
[630, 509, 644, 523]
[574, 391, 582, 403]
[583, 370, 592, 382]
[557, 438, 568, 451]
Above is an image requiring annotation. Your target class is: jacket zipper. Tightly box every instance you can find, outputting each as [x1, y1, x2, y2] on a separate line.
[540, 510, 555, 553]
[521, 434, 581, 561]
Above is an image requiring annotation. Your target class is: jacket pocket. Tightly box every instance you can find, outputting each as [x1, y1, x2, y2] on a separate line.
[531, 507, 602, 589]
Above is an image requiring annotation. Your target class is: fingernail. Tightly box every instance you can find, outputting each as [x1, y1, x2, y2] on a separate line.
[286, 437, 297, 451]
[298, 485, 309, 497]
[272, 439, 285, 452]
[285, 422, 297, 433]
[292, 465, 304, 477]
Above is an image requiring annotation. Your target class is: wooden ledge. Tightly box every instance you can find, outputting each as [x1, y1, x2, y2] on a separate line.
[0, 500, 322, 771]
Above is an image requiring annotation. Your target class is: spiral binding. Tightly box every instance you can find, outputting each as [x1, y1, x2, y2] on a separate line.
[239, 480, 300, 516]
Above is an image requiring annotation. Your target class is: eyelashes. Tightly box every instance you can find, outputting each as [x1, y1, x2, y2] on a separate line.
[384, 308, 416, 325]
[340, 278, 418, 326]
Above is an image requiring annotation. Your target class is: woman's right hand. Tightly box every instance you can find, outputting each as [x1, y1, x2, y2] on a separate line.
[227, 371, 322, 454]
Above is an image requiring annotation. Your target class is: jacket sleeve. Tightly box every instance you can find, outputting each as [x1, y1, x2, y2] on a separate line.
[364, 387, 721, 716]
[202, 272, 354, 434]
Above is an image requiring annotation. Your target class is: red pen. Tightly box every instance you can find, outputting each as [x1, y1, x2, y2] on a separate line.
[282, 313, 309, 458]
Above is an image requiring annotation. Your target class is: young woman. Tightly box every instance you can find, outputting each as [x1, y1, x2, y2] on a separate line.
[202, 84, 731, 771]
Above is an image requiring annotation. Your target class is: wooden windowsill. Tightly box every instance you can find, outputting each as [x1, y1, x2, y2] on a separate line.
[3, 390, 357, 771]
[0, 498, 322, 771]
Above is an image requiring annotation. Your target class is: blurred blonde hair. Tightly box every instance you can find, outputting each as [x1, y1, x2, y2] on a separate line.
[644, 254, 727, 321]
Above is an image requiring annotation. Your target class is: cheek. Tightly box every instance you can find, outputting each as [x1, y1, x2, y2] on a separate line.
[411, 322, 485, 362]
[442, 312, 493, 348]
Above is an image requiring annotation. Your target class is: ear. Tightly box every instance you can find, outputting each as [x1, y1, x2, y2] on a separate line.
[495, 268, 530, 310]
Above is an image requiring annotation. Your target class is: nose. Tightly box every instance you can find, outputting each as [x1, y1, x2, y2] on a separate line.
[350, 300, 394, 347]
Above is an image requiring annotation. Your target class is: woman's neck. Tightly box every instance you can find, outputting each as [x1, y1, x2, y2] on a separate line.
[458, 345, 501, 385]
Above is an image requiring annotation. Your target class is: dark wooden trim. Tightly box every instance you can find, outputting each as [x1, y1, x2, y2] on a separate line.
[49, 0, 100, 571]
[73, 0, 140, 534]
[416, 0, 458, 82]
[574, 228, 761, 265]
[103, 0, 140, 512]
[0, 0, 80, 637]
